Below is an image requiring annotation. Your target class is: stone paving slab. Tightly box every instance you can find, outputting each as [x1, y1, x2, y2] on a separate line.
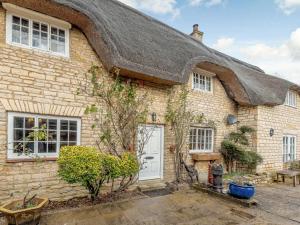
[1, 185, 299, 225]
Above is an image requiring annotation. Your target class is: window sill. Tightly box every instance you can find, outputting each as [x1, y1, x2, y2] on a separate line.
[284, 104, 297, 109]
[190, 152, 221, 161]
[6, 157, 57, 163]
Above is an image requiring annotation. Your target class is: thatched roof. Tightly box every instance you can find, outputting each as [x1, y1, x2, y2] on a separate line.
[1, 0, 299, 106]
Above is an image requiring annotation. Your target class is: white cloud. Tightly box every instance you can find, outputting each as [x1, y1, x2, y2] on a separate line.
[212, 37, 235, 51]
[212, 28, 300, 84]
[276, 0, 300, 14]
[189, 0, 224, 7]
[118, 0, 180, 18]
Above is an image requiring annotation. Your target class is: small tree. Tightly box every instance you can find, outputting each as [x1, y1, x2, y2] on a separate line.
[58, 146, 106, 201]
[165, 85, 203, 183]
[78, 65, 152, 191]
[221, 126, 262, 173]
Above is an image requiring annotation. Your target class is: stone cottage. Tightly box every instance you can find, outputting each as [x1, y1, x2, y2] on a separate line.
[0, 0, 299, 202]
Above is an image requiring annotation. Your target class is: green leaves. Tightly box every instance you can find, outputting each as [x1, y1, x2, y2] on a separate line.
[57, 146, 139, 200]
[221, 125, 262, 173]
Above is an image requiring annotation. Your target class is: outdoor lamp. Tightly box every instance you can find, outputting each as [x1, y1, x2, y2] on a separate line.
[151, 112, 157, 122]
[270, 128, 274, 137]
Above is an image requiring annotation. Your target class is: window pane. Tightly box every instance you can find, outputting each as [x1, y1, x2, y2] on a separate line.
[25, 129, 35, 141]
[14, 129, 24, 141]
[59, 29, 65, 37]
[33, 21, 40, 30]
[69, 132, 77, 142]
[60, 131, 68, 142]
[12, 24, 21, 43]
[41, 32, 48, 50]
[69, 121, 77, 131]
[69, 142, 76, 146]
[41, 24, 48, 32]
[49, 119, 57, 130]
[51, 27, 58, 35]
[48, 131, 57, 141]
[32, 30, 40, 47]
[60, 120, 68, 130]
[14, 117, 24, 128]
[24, 142, 34, 153]
[38, 142, 47, 153]
[21, 19, 29, 27]
[38, 118, 47, 129]
[48, 143, 57, 153]
[13, 16, 20, 24]
[25, 117, 35, 129]
[21, 27, 29, 45]
[13, 142, 23, 153]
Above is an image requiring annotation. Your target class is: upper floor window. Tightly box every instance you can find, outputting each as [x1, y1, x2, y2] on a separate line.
[7, 113, 81, 160]
[4, 3, 71, 57]
[285, 90, 297, 108]
[192, 72, 212, 92]
[189, 127, 214, 153]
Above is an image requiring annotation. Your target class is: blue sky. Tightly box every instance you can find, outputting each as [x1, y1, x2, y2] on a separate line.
[118, 0, 300, 84]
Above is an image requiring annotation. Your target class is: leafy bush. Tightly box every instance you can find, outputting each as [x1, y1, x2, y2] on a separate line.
[220, 140, 243, 173]
[118, 152, 139, 191]
[58, 146, 105, 201]
[221, 126, 262, 173]
[58, 146, 140, 198]
[239, 151, 263, 170]
[119, 152, 139, 177]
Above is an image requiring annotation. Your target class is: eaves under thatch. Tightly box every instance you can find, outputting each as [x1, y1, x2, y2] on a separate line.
[1, 0, 299, 106]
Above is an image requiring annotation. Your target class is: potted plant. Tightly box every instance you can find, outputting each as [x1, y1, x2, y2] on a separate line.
[0, 187, 48, 225]
[228, 182, 255, 199]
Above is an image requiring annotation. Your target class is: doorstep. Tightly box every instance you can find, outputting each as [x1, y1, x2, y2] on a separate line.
[132, 179, 167, 192]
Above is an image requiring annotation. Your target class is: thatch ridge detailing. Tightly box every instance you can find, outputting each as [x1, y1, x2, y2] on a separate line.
[0, 0, 298, 106]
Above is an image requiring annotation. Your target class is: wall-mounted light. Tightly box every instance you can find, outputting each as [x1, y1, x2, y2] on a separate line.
[270, 128, 274, 137]
[151, 112, 157, 123]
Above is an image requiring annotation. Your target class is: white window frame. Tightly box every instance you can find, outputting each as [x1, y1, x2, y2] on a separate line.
[3, 3, 71, 57]
[283, 135, 296, 163]
[7, 112, 81, 160]
[285, 90, 297, 108]
[192, 72, 213, 93]
[189, 127, 214, 153]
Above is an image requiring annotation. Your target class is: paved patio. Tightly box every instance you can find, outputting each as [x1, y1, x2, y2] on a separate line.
[1, 183, 299, 225]
[37, 184, 300, 225]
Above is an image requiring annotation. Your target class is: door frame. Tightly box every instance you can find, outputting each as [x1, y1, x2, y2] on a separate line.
[138, 124, 164, 181]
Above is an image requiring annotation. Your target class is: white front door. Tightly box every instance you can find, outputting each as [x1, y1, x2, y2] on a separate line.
[138, 125, 164, 181]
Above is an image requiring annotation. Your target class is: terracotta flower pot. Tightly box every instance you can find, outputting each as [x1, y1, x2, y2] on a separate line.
[0, 197, 48, 225]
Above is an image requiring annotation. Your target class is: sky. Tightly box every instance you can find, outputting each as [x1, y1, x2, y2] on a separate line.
[118, 0, 300, 84]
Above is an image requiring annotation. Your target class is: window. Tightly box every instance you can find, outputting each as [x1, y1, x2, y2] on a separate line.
[189, 127, 214, 152]
[285, 90, 297, 107]
[7, 113, 80, 159]
[192, 72, 212, 92]
[5, 4, 70, 57]
[283, 135, 296, 163]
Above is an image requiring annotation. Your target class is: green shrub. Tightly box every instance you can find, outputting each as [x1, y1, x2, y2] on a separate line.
[220, 140, 243, 173]
[119, 152, 139, 177]
[58, 146, 105, 201]
[239, 151, 263, 170]
[117, 152, 139, 191]
[102, 154, 122, 180]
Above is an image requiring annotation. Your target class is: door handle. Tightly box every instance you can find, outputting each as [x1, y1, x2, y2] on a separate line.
[145, 156, 154, 160]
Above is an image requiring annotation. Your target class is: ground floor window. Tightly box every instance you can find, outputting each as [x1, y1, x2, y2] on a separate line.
[189, 127, 214, 152]
[283, 135, 296, 163]
[7, 112, 81, 159]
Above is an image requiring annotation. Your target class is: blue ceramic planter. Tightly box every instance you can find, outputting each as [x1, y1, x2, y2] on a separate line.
[228, 182, 255, 199]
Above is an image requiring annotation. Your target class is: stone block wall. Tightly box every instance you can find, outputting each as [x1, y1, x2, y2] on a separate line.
[256, 98, 300, 172]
